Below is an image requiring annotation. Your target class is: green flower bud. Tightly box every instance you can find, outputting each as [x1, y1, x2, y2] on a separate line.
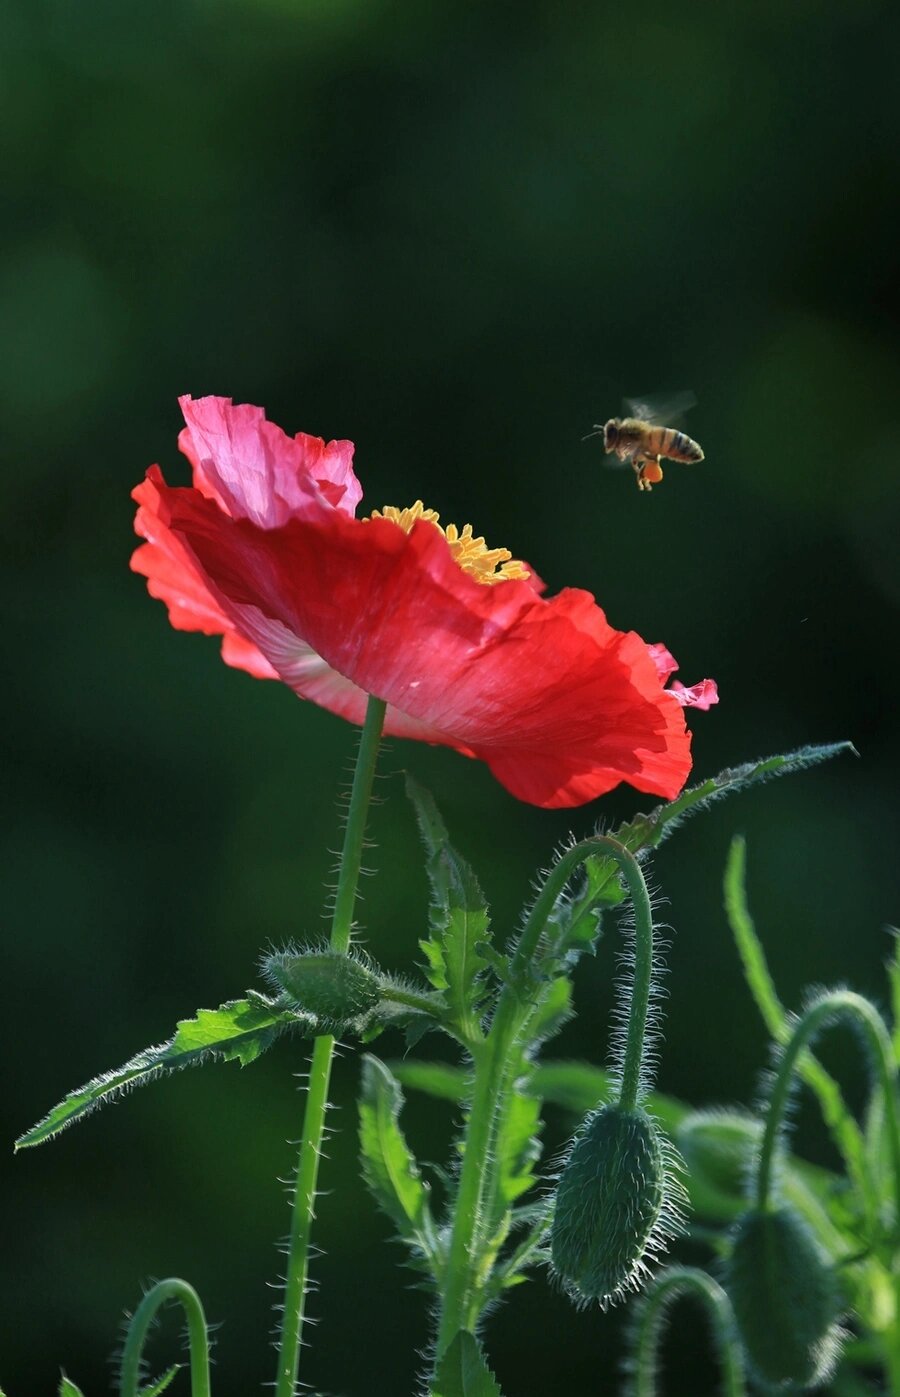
[551, 1104, 681, 1307]
[726, 1206, 843, 1389]
[263, 949, 382, 1030]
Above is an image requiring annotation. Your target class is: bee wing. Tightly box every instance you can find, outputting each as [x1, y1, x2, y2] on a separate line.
[623, 390, 697, 426]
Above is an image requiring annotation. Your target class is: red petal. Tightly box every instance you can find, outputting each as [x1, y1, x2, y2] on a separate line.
[177, 395, 362, 524]
[132, 466, 277, 680]
[668, 678, 719, 711]
[146, 481, 694, 807]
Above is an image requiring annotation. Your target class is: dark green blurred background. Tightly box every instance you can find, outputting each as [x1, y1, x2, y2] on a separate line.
[3, 1, 899, 1393]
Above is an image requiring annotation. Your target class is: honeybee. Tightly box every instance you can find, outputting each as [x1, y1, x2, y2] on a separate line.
[589, 392, 704, 491]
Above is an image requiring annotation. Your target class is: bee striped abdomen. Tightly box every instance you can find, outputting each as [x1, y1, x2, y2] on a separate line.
[664, 428, 703, 462]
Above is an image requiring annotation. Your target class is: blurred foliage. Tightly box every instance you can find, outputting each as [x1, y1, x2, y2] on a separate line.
[2, 0, 898, 1393]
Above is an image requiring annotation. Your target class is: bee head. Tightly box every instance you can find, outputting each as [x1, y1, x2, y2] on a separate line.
[603, 419, 619, 452]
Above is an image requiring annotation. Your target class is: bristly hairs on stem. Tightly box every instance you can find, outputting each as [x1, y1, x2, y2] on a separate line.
[622, 1266, 747, 1397]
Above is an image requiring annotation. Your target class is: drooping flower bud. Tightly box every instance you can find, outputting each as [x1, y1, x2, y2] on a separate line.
[263, 948, 382, 1031]
[725, 1206, 843, 1389]
[551, 1104, 682, 1307]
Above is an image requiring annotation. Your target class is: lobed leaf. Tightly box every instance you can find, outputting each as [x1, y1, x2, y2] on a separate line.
[358, 1054, 441, 1274]
[16, 996, 303, 1149]
[407, 775, 492, 1037]
[614, 742, 856, 856]
[433, 1332, 504, 1397]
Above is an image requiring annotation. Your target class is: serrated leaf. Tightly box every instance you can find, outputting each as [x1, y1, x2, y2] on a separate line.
[546, 744, 855, 962]
[488, 1090, 542, 1224]
[615, 742, 856, 856]
[58, 1378, 85, 1397]
[359, 1054, 441, 1274]
[16, 996, 303, 1149]
[140, 1364, 181, 1396]
[407, 775, 491, 1037]
[528, 976, 573, 1045]
[433, 1332, 504, 1397]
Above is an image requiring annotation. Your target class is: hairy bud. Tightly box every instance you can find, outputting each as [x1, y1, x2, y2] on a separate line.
[263, 948, 382, 1030]
[726, 1206, 843, 1388]
[551, 1104, 682, 1307]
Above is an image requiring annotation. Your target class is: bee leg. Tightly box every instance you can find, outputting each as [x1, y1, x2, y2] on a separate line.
[639, 457, 664, 491]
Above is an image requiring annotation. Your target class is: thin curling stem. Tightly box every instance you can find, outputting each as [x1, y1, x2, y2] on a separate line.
[755, 990, 900, 1222]
[274, 696, 387, 1397]
[120, 1278, 211, 1397]
[629, 1267, 746, 1397]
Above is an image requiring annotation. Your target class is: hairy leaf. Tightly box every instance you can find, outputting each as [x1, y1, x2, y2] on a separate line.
[359, 1054, 441, 1274]
[407, 775, 491, 1036]
[140, 1365, 181, 1396]
[388, 1059, 473, 1102]
[58, 1379, 85, 1397]
[486, 1090, 542, 1237]
[433, 1332, 504, 1397]
[615, 742, 855, 856]
[16, 996, 303, 1149]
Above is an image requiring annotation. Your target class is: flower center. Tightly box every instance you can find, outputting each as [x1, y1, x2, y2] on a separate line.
[368, 500, 530, 586]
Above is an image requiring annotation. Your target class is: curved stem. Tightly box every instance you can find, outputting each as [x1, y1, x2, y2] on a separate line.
[755, 990, 900, 1221]
[273, 696, 386, 1397]
[435, 836, 656, 1354]
[629, 1267, 745, 1397]
[120, 1277, 211, 1397]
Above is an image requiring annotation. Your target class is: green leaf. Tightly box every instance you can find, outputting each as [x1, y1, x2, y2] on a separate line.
[389, 1059, 471, 1102]
[528, 976, 573, 1046]
[614, 742, 856, 856]
[58, 1378, 85, 1397]
[140, 1365, 181, 1397]
[407, 775, 491, 1037]
[359, 1054, 441, 1274]
[486, 1090, 542, 1231]
[16, 996, 304, 1149]
[433, 1332, 504, 1397]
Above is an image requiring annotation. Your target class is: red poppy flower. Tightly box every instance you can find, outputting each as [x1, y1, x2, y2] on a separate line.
[132, 396, 716, 809]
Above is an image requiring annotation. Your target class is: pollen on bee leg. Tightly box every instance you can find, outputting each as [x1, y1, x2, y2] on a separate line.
[367, 500, 530, 585]
[639, 458, 664, 490]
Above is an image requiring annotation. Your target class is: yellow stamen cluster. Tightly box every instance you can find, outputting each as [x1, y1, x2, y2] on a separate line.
[368, 500, 530, 586]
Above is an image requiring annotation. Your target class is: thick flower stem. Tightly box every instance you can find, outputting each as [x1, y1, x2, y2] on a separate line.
[120, 1278, 211, 1397]
[273, 696, 386, 1397]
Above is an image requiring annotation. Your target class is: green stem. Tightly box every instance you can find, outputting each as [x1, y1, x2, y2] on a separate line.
[435, 1000, 522, 1355]
[436, 836, 656, 1353]
[629, 1267, 746, 1397]
[755, 990, 900, 1220]
[273, 696, 386, 1397]
[120, 1277, 211, 1397]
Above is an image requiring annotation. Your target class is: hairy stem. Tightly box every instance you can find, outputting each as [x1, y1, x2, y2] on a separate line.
[273, 696, 386, 1397]
[755, 990, 900, 1219]
[629, 1267, 745, 1397]
[120, 1278, 211, 1397]
[436, 836, 656, 1353]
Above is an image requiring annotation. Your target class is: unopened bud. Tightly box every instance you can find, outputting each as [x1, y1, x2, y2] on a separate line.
[263, 949, 382, 1030]
[551, 1104, 679, 1306]
[726, 1206, 842, 1388]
